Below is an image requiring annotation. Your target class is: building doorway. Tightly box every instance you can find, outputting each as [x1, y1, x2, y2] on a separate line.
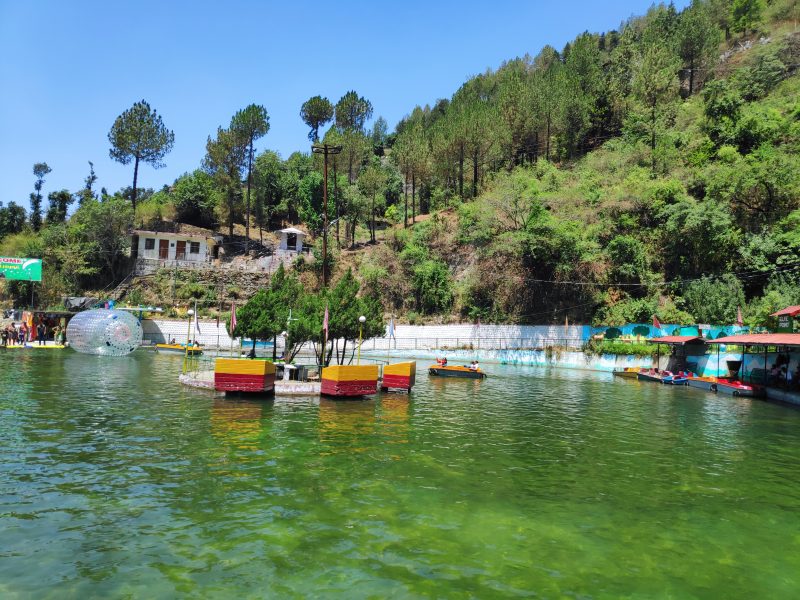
[159, 239, 169, 259]
[175, 240, 186, 261]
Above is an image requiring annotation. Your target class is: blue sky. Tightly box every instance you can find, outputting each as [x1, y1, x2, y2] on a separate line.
[0, 0, 690, 208]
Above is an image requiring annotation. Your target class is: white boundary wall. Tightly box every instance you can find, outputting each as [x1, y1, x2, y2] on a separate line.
[140, 321, 587, 351]
[142, 319, 235, 348]
[368, 323, 587, 351]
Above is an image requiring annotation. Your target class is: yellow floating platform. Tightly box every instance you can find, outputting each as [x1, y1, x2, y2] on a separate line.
[321, 364, 379, 397]
[215, 358, 276, 376]
[382, 361, 416, 391]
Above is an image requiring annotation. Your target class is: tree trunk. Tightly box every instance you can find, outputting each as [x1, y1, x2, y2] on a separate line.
[650, 101, 657, 175]
[245, 141, 253, 253]
[272, 334, 277, 361]
[334, 162, 340, 247]
[371, 195, 375, 243]
[411, 173, 416, 225]
[228, 189, 234, 238]
[472, 148, 479, 198]
[132, 156, 140, 219]
[545, 115, 551, 161]
[404, 166, 409, 228]
[348, 151, 354, 184]
[458, 142, 464, 199]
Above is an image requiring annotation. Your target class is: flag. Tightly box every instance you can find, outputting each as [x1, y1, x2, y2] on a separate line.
[230, 302, 237, 334]
[194, 306, 201, 336]
[323, 303, 329, 337]
[736, 305, 743, 326]
[653, 314, 662, 330]
[388, 316, 395, 339]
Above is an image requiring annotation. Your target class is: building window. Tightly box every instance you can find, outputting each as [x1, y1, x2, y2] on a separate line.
[144, 238, 155, 250]
[190, 242, 200, 254]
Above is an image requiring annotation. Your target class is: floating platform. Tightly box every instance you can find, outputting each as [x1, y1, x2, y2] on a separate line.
[321, 364, 379, 397]
[214, 358, 276, 394]
[381, 361, 416, 392]
[156, 343, 202, 355]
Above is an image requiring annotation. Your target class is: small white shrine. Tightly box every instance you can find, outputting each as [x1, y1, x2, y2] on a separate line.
[278, 227, 307, 252]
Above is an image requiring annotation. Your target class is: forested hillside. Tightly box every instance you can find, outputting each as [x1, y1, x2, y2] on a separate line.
[2, 0, 799, 329]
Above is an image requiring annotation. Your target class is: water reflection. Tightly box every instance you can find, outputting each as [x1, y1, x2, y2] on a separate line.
[210, 398, 266, 451]
[377, 395, 410, 450]
[318, 398, 376, 453]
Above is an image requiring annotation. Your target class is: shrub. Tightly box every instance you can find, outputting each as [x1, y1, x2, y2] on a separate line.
[412, 259, 453, 314]
[583, 339, 657, 357]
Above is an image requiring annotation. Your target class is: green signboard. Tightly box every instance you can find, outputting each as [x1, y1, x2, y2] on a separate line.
[0, 257, 42, 281]
[777, 314, 795, 333]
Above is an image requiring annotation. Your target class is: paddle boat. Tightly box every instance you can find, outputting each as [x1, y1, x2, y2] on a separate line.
[687, 376, 718, 392]
[428, 364, 487, 379]
[662, 371, 690, 385]
[155, 343, 203, 356]
[637, 368, 671, 383]
[612, 367, 641, 379]
[715, 378, 765, 397]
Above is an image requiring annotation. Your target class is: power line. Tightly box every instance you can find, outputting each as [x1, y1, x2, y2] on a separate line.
[522, 261, 800, 288]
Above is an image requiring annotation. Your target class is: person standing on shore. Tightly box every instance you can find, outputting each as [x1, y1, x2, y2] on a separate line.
[18, 323, 27, 346]
[37, 321, 46, 345]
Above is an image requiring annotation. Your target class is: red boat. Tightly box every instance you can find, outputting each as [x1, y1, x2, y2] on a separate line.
[715, 378, 765, 397]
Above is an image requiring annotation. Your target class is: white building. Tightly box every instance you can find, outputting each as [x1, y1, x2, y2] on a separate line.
[132, 225, 218, 273]
[278, 227, 307, 252]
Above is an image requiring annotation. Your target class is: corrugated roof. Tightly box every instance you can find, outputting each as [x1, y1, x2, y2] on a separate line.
[708, 334, 800, 346]
[279, 227, 307, 235]
[649, 336, 706, 344]
[770, 305, 800, 317]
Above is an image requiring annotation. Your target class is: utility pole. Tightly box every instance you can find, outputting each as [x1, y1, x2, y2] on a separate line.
[311, 143, 342, 287]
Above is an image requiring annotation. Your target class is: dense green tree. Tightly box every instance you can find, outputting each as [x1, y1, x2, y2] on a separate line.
[203, 127, 245, 237]
[45, 189, 73, 223]
[0, 202, 26, 238]
[357, 163, 388, 243]
[172, 170, 217, 227]
[371, 116, 389, 153]
[231, 104, 270, 252]
[71, 196, 133, 284]
[253, 150, 286, 240]
[678, 0, 721, 95]
[628, 42, 680, 174]
[335, 90, 373, 132]
[300, 95, 334, 142]
[108, 100, 175, 213]
[76, 161, 98, 206]
[683, 274, 746, 324]
[732, 0, 763, 34]
[30, 162, 51, 231]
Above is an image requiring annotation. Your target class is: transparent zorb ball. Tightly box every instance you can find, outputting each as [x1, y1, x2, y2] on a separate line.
[66, 309, 143, 356]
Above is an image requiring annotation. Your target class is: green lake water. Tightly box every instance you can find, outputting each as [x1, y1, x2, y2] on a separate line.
[1, 350, 799, 599]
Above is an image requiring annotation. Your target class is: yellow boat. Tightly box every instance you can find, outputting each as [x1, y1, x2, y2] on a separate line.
[155, 343, 203, 356]
[612, 367, 641, 379]
[428, 365, 487, 379]
[1, 343, 66, 350]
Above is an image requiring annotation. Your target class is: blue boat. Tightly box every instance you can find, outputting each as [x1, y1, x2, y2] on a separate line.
[661, 372, 690, 385]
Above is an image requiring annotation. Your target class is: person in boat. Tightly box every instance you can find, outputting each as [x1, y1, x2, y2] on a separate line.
[469, 360, 479, 371]
[436, 357, 448, 366]
[169, 337, 176, 345]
